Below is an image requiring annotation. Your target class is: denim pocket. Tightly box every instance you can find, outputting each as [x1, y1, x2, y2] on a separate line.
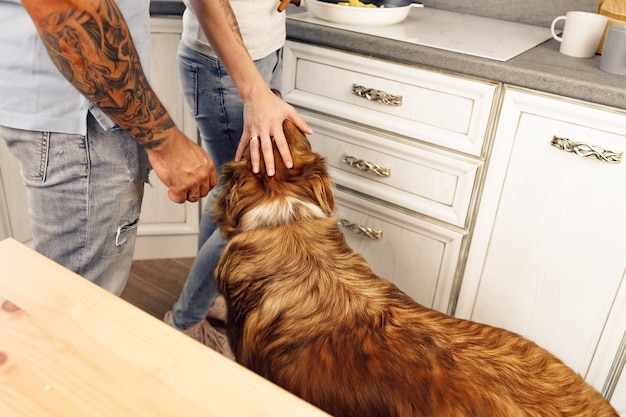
[178, 57, 199, 117]
[1, 128, 49, 183]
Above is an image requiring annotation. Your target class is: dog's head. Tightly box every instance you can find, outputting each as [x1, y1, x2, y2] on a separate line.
[212, 119, 335, 239]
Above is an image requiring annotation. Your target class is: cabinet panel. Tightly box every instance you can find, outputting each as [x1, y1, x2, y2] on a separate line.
[135, 18, 200, 259]
[458, 88, 626, 398]
[0, 135, 31, 244]
[335, 188, 463, 313]
[283, 41, 497, 156]
[306, 114, 481, 227]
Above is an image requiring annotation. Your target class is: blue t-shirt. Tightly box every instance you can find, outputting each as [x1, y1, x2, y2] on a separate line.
[0, 0, 151, 135]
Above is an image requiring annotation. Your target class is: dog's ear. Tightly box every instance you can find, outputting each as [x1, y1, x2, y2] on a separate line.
[212, 159, 251, 238]
[281, 120, 335, 216]
[310, 164, 335, 216]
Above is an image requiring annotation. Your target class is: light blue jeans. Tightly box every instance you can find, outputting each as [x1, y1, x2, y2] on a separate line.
[0, 114, 150, 295]
[171, 43, 283, 329]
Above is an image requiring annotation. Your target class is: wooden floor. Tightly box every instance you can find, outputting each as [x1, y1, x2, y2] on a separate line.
[120, 257, 194, 321]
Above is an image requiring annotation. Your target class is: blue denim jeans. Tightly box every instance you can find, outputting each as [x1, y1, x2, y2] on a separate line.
[171, 43, 283, 329]
[0, 114, 150, 295]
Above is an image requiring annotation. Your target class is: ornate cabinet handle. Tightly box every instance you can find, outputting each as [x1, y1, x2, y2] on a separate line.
[342, 154, 391, 177]
[351, 84, 402, 106]
[551, 136, 623, 163]
[338, 218, 383, 240]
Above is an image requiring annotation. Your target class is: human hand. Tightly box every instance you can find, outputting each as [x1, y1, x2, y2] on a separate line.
[235, 88, 312, 176]
[145, 129, 217, 203]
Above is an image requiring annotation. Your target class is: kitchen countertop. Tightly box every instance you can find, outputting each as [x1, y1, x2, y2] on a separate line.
[150, 0, 185, 16]
[150, 2, 626, 111]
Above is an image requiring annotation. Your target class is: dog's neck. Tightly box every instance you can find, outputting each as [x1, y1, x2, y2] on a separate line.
[239, 196, 329, 232]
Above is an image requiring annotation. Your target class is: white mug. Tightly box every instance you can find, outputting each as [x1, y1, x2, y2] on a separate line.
[551, 11, 608, 58]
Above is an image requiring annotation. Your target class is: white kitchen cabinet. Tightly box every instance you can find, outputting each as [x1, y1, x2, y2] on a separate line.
[282, 42, 498, 313]
[0, 138, 31, 244]
[134, 17, 201, 259]
[457, 87, 626, 409]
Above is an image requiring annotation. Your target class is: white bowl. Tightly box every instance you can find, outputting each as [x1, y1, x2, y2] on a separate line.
[303, 0, 422, 26]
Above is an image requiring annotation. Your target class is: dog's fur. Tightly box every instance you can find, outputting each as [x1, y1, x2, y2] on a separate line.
[212, 120, 618, 417]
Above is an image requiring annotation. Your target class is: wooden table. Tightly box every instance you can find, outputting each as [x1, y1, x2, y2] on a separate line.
[0, 238, 329, 417]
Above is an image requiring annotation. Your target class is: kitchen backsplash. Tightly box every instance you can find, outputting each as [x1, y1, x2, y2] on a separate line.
[420, 0, 597, 27]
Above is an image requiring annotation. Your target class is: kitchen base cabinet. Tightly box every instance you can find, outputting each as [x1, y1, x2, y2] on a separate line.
[457, 87, 626, 410]
[135, 18, 201, 259]
[282, 41, 497, 315]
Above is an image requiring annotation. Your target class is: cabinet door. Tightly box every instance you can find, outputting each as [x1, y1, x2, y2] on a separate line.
[335, 188, 464, 313]
[134, 18, 200, 259]
[458, 87, 626, 400]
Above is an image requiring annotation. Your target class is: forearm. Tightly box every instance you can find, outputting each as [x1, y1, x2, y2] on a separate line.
[22, 0, 174, 148]
[188, 0, 271, 100]
[188, 0, 312, 176]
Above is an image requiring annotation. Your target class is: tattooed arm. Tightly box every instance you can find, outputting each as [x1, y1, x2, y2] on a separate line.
[187, 0, 311, 176]
[21, 0, 217, 203]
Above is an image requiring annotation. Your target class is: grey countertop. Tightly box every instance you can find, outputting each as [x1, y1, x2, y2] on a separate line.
[150, 0, 185, 16]
[150, 1, 626, 111]
[285, 18, 626, 111]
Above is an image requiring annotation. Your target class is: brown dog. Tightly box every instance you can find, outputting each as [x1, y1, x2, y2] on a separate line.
[212, 120, 617, 417]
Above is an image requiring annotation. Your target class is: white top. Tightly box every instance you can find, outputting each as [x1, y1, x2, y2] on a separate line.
[181, 0, 286, 61]
[0, 0, 151, 135]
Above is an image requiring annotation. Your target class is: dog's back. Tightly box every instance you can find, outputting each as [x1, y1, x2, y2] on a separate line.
[213, 120, 618, 417]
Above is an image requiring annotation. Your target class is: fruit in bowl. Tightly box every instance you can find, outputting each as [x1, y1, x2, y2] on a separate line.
[337, 0, 382, 7]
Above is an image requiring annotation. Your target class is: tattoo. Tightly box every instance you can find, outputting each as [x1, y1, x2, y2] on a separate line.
[34, 0, 173, 146]
[220, 0, 246, 50]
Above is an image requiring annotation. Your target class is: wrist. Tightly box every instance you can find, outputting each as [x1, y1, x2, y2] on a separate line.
[141, 126, 182, 152]
[238, 73, 272, 102]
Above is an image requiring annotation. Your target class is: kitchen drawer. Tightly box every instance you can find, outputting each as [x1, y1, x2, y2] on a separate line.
[307, 114, 481, 227]
[283, 41, 498, 157]
[334, 188, 464, 313]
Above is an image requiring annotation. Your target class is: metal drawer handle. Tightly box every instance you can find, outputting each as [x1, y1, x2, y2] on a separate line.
[551, 136, 623, 163]
[342, 154, 391, 177]
[351, 84, 402, 106]
[338, 218, 383, 240]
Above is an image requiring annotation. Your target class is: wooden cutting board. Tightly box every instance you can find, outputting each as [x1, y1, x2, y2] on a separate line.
[597, 0, 626, 52]
[0, 238, 330, 417]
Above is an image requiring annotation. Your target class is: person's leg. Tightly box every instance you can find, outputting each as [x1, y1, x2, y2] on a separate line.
[170, 44, 283, 330]
[0, 115, 149, 295]
[170, 44, 236, 330]
[170, 187, 227, 328]
[177, 43, 243, 174]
